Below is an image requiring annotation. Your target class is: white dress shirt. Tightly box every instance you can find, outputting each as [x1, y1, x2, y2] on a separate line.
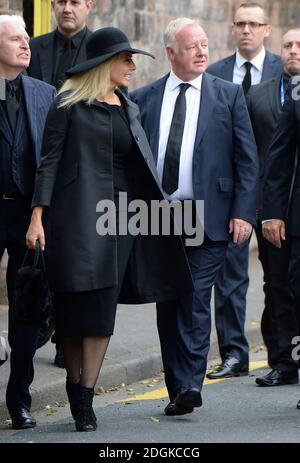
[233, 47, 266, 86]
[157, 70, 202, 200]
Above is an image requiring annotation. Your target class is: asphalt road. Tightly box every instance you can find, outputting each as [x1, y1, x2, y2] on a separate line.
[0, 350, 299, 444]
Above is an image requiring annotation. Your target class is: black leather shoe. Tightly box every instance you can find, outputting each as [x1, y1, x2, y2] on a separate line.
[256, 369, 299, 387]
[296, 400, 300, 410]
[175, 388, 202, 409]
[164, 400, 194, 416]
[206, 356, 248, 379]
[11, 408, 36, 429]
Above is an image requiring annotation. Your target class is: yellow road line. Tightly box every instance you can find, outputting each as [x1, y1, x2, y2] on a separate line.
[118, 360, 268, 402]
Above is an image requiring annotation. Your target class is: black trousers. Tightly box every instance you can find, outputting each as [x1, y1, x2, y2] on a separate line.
[0, 197, 38, 413]
[288, 235, 300, 348]
[256, 223, 298, 372]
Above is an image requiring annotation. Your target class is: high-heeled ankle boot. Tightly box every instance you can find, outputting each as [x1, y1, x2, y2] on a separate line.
[66, 379, 81, 420]
[75, 385, 97, 432]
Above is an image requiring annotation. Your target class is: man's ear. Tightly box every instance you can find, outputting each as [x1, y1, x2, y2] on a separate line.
[87, 0, 94, 14]
[166, 46, 174, 63]
[264, 24, 271, 38]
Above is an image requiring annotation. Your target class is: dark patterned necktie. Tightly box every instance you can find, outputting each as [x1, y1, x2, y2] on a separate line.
[54, 39, 73, 90]
[162, 83, 191, 195]
[5, 81, 19, 132]
[242, 62, 252, 95]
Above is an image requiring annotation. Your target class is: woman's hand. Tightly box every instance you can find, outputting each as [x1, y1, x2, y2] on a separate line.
[26, 206, 45, 250]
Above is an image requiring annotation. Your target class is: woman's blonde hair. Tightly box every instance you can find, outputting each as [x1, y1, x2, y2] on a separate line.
[58, 54, 119, 108]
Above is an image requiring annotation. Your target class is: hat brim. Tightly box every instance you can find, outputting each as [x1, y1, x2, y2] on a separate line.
[66, 46, 155, 77]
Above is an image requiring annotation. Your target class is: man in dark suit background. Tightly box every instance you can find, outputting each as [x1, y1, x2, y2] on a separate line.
[0, 15, 55, 428]
[262, 73, 300, 409]
[27, 0, 93, 366]
[206, 2, 283, 379]
[27, 0, 93, 89]
[131, 17, 258, 415]
[247, 29, 300, 387]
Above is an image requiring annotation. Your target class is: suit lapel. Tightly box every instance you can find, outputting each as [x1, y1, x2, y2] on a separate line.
[21, 76, 38, 162]
[267, 77, 281, 120]
[261, 52, 276, 81]
[220, 54, 235, 81]
[0, 103, 13, 145]
[73, 28, 90, 65]
[194, 73, 218, 150]
[39, 33, 55, 83]
[145, 77, 167, 163]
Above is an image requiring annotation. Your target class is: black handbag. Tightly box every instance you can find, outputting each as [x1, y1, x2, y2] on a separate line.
[12, 241, 55, 331]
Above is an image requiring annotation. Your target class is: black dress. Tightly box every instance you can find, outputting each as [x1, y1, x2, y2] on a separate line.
[55, 102, 136, 337]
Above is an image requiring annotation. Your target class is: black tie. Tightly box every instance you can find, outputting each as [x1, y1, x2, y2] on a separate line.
[162, 83, 190, 195]
[5, 81, 19, 133]
[54, 39, 73, 89]
[242, 62, 252, 95]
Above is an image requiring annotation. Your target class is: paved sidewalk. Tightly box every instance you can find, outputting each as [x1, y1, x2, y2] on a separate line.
[0, 250, 264, 419]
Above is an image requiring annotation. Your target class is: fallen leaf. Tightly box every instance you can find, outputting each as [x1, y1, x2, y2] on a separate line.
[149, 417, 160, 423]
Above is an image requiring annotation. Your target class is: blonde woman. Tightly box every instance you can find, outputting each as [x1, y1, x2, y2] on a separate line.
[26, 27, 193, 432]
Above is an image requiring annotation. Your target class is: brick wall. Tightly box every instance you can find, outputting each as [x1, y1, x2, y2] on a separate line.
[0, 0, 22, 14]
[1, 0, 298, 85]
[87, 0, 300, 87]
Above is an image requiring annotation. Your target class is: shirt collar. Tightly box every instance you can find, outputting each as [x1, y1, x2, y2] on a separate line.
[236, 47, 266, 71]
[167, 70, 203, 91]
[6, 74, 22, 92]
[55, 26, 87, 48]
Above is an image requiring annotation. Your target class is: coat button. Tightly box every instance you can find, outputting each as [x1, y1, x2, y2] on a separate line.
[135, 135, 140, 142]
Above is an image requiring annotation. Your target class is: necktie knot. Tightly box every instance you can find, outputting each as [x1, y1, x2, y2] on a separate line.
[6, 81, 16, 99]
[179, 83, 191, 94]
[244, 61, 252, 72]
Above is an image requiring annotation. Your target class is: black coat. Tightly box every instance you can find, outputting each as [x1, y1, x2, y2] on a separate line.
[27, 28, 92, 85]
[32, 91, 194, 302]
[263, 95, 300, 237]
[246, 76, 283, 217]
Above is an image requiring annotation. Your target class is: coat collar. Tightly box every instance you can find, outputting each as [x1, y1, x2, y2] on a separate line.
[0, 75, 38, 157]
[20, 75, 38, 160]
[218, 53, 236, 81]
[38, 32, 55, 84]
[266, 76, 282, 120]
[194, 72, 219, 150]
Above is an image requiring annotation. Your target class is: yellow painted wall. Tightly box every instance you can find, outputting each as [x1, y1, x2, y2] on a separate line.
[33, 0, 51, 37]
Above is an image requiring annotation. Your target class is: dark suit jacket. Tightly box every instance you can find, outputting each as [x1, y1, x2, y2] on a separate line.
[27, 27, 92, 85]
[131, 72, 259, 241]
[206, 51, 283, 83]
[263, 96, 300, 237]
[32, 91, 193, 299]
[0, 75, 56, 170]
[246, 76, 283, 215]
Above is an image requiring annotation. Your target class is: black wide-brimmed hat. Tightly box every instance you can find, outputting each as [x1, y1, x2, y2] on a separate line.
[66, 27, 155, 76]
